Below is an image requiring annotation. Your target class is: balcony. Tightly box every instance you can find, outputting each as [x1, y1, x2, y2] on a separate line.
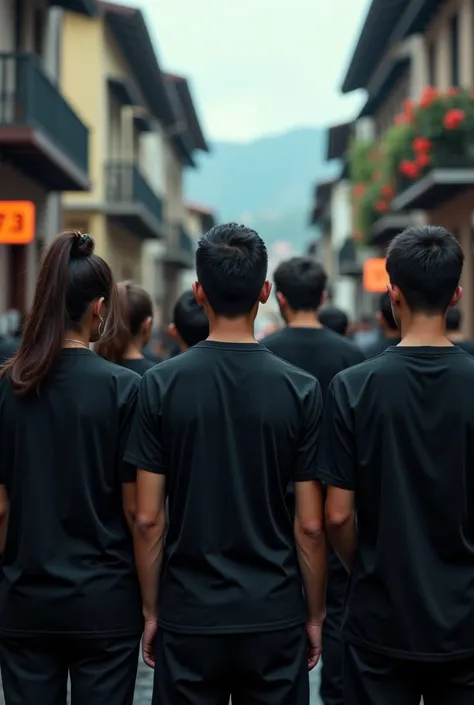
[370, 213, 414, 247]
[164, 224, 195, 269]
[0, 52, 90, 191]
[338, 238, 363, 277]
[105, 162, 164, 239]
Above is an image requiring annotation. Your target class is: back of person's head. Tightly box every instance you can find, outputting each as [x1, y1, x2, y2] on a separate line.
[319, 305, 349, 336]
[446, 306, 462, 332]
[378, 291, 398, 331]
[195, 223, 269, 317]
[170, 291, 209, 349]
[96, 281, 153, 363]
[273, 257, 327, 312]
[386, 225, 464, 315]
[1, 231, 118, 395]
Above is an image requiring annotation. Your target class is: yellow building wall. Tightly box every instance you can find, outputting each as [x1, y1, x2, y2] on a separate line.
[60, 12, 107, 205]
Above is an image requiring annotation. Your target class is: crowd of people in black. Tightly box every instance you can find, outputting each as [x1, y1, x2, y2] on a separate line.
[0, 222, 472, 705]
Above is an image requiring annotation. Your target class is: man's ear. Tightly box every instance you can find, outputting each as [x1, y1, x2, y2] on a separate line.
[168, 323, 179, 340]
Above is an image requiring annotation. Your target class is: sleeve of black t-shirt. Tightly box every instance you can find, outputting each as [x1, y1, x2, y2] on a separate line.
[123, 371, 167, 476]
[293, 379, 323, 482]
[316, 375, 356, 491]
[118, 376, 141, 484]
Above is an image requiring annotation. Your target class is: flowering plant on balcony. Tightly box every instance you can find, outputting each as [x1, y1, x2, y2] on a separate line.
[387, 87, 474, 185]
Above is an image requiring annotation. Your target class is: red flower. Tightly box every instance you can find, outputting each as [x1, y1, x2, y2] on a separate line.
[413, 137, 432, 154]
[353, 184, 366, 197]
[443, 109, 465, 129]
[375, 200, 390, 213]
[394, 113, 407, 126]
[448, 87, 460, 97]
[419, 86, 438, 109]
[399, 160, 420, 179]
[416, 153, 431, 168]
[380, 184, 394, 198]
[404, 99, 415, 120]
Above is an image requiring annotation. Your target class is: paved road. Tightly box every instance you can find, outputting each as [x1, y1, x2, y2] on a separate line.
[0, 661, 323, 704]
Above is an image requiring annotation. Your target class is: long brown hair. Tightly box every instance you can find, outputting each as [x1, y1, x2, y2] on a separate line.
[1, 231, 119, 395]
[95, 281, 153, 364]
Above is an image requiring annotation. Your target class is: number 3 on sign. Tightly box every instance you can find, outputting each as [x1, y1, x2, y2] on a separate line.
[0, 201, 36, 244]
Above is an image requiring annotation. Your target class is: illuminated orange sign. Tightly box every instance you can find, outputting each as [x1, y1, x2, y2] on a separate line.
[363, 257, 389, 293]
[0, 201, 36, 244]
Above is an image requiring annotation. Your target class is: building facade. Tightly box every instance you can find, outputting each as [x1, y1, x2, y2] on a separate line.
[0, 0, 94, 323]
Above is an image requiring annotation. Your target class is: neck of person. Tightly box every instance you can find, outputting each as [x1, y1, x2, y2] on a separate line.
[63, 328, 90, 349]
[124, 338, 145, 360]
[399, 312, 452, 347]
[287, 309, 322, 328]
[207, 314, 257, 344]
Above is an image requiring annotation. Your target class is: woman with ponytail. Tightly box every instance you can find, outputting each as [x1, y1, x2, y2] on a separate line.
[96, 281, 156, 376]
[0, 232, 142, 705]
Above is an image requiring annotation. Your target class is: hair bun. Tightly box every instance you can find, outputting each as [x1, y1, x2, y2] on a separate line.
[70, 232, 94, 259]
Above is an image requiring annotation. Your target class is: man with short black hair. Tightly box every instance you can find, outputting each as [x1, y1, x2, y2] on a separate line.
[445, 307, 474, 354]
[262, 256, 364, 705]
[169, 290, 209, 351]
[319, 306, 350, 337]
[319, 225, 474, 704]
[126, 223, 327, 705]
[364, 291, 401, 358]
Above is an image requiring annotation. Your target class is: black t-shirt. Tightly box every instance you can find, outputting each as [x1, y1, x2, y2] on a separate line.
[125, 340, 322, 634]
[0, 336, 18, 365]
[454, 339, 474, 355]
[363, 334, 401, 359]
[120, 357, 156, 376]
[318, 346, 474, 661]
[262, 324, 364, 638]
[0, 349, 143, 637]
[262, 326, 365, 400]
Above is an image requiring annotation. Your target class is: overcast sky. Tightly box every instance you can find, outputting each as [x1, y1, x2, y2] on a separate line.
[131, 0, 371, 142]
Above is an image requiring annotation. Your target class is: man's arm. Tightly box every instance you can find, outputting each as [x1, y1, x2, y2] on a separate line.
[134, 470, 167, 623]
[325, 486, 356, 572]
[294, 480, 327, 626]
[316, 376, 358, 573]
[0, 485, 8, 554]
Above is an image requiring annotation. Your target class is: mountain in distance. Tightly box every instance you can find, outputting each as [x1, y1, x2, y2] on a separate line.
[185, 126, 337, 253]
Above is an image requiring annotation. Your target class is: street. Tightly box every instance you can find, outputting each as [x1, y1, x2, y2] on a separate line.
[0, 661, 323, 705]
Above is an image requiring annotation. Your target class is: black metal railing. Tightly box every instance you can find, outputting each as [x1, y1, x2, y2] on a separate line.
[105, 162, 163, 223]
[0, 52, 89, 174]
[179, 225, 194, 254]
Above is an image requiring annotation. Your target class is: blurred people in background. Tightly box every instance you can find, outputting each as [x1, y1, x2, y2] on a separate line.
[0, 232, 142, 705]
[319, 305, 350, 337]
[96, 281, 156, 376]
[0, 335, 18, 366]
[262, 256, 364, 705]
[446, 307, 474, 354]
[364, 291, 401, 359]
[169, 290, 209, 352]
[352, 314, 378, 349]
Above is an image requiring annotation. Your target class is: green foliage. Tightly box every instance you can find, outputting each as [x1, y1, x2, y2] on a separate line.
[347, 138, 376, 184]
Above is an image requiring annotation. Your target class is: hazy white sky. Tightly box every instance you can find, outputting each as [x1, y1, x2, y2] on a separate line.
[126, 0, 371, 142]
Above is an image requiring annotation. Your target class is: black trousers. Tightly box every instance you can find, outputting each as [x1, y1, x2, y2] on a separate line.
[153, 625, 309, 705]
[0, 634, 140, 705]
[320, 632, 344, 705]
[344, 643, 474, 705]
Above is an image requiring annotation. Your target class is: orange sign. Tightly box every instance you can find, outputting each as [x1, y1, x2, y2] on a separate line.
[0, 201, 35, 245]
[363, 257, 389, 293]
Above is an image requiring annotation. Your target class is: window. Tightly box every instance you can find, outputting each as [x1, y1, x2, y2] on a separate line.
[450, 14, 459, 86]
[427, 41, 436, 87]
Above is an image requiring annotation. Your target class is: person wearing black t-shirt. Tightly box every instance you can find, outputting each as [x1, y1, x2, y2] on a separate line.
[0, 232, 142, 705]
[96, 281, 156, 376]
[168, 289, 209, 351]
[445, 306, 474, 354]
[319, 225, 474, 705]
[363, 291, 401, 358]
[262, 256, 364, 705]
[319, 305, 350, 337]
[125, 223, 327, 705]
